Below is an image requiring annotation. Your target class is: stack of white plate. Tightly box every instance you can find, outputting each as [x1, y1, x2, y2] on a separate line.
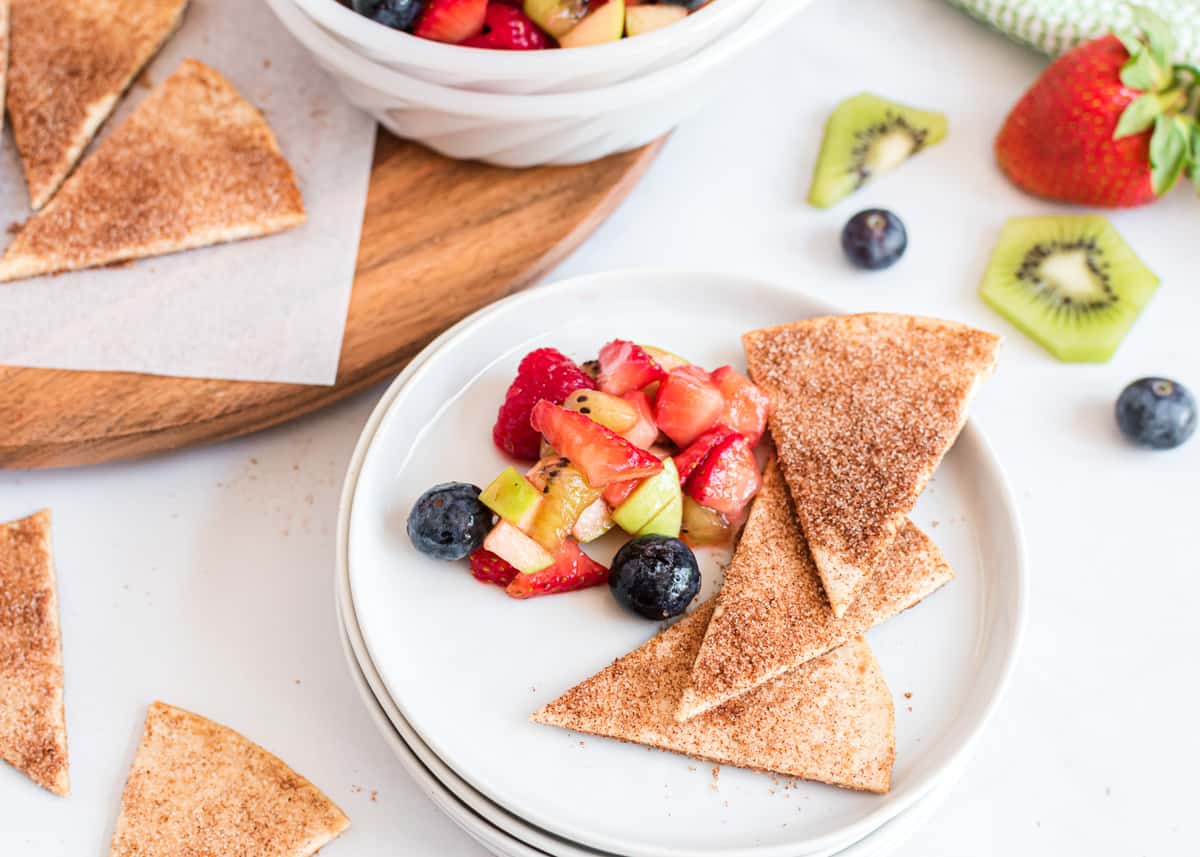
[335, 271, 1028, 857]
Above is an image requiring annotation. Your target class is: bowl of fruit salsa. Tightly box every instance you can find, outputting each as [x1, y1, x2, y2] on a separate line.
[265, 0, 805, 164]
[406, 340, 770, 616]
[282, 0, 768, 94]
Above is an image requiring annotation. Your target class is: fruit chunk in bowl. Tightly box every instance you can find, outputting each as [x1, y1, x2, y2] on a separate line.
[348, 0, 713, 49]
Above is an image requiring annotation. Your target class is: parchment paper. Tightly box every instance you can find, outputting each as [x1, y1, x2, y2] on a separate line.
[0, 0, 377, 385]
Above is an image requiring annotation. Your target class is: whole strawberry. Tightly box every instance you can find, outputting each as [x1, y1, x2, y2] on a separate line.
[996, 8, 1198, 207]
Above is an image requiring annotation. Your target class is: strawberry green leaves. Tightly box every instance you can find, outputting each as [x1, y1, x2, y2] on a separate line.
[1149, 114, 1190, 195]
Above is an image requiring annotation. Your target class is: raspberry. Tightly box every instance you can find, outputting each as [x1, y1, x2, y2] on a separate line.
[493, 348, 596, 460]
[469, 549, 519, 587]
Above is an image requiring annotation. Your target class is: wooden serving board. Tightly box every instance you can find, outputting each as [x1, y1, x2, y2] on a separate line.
[0, 133, 663, 470]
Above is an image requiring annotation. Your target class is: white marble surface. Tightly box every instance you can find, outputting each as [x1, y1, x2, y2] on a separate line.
[2, 0, 1197, 853]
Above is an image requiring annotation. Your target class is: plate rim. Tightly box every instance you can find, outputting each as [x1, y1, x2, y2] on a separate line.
[338, 269, 1029, 857]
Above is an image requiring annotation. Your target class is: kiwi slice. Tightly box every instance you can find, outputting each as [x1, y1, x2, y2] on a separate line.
[979, 215, 1159, 363]
[807, 93, 948, 208]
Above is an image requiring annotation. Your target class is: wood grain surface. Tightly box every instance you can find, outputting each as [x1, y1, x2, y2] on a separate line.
[0, 133, 663, 470]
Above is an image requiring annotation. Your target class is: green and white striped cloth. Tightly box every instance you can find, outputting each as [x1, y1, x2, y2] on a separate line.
[946, 0, 1200, 63]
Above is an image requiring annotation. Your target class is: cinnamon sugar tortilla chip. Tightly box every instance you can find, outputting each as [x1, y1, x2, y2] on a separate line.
[743, 314, 998, 617]
[677, 460, 953, 722]
[109, 702, 349, 856]
[0, 509, 69, 796]
[533, 603, 895, 794]
[0, 58, 305, 283]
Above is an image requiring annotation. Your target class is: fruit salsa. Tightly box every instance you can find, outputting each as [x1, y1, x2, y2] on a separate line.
[407, 341, 770, 619]
[347, 0, 712, 50]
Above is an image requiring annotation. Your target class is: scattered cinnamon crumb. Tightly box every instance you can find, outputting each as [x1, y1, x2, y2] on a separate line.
[7, 221, 25, 236]
[710, 766, 720, 792]
[263, 58, 272, 69]
[903, 692, 912, 699]
[370, 790, 378, 802]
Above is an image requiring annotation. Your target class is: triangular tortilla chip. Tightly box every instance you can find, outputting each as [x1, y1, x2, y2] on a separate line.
[533, 603, 895, 793]
[0, 58, 306, 283]
[742, 314, 998, 616]
[109, 702, 349, 857]
[6, 0, 188, 210]
[677, 460, 953, 722]
[0, 510, 69, 796]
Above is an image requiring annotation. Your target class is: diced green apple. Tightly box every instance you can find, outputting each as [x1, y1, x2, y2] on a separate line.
[625, 4, 686, 37]
[612, 458, 680, 534]
[524, 0, 588, 38]
[572, 498, 615, 542]
[479, 466, 542, 530]
[483, 521, 555, 574]
[559, 0, 625, 47]
[639, 494, 682, 538]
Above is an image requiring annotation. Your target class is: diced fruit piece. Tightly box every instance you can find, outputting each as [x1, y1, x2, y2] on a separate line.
[710, 367, 769, 446]
[619, 390, 659, 449]
[612, 458, 680, 535]
[609, 535, 700, 620]
[603, 477, 640, 509]
[673, 424, 735, 483]
[807, 93, 948, 209]
[493, 348, 596, 461]
[660, 0, 707, 9]
[572, 498, 614, 542]
[680, 496, 733, 547]
[522, 0, 586, 37]
[414, 0, 487, 42]
[625, 3, 685, 35]
[1115, 377, 1196, 450]
[525, 457, 600, 552]
[505, 540, 610, 599]
[978, 215, 1159, 363]
[842, 209, 907, 271]
[597, 340, 665, 395]
[531, 401, 663, 487]
[639, 494, 682, 538]
[560, 0, 625, 48]
[564, 389, 639, 433]
[464, 2, 547, 49]
[654, 366, 724, 447]
[483, 520, 555, 573]
[479, 466, 542, 530]
[686, 434, 761, 517]
[641, 345, 689, 371]
[407, 482, 492, 561]
[352, 0, 427, 31]
[469, 549, 519, 587]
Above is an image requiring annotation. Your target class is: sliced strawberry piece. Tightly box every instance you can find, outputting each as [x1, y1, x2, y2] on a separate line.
[711, 366, 771, 447]
[479, 2, 548, 49]
[505, 540, 610, 599]
[493, 348, 596, 461]
[685, 434, 761, 518]
[602, 477, 640, 509]
[415, 0, 487, 43]
[653, 366, 725, 448]
[531, 401, 663, 488]
[597, 340, 665, 396]
[619, 390, 659, 450]
[469, 549, 519, 587]
[674, 424, 737, 484]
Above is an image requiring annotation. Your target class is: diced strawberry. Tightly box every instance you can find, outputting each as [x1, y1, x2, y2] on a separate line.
[597, 340, 666, 395]
[602, 477, 640, 509]
[685, 434, 761, 518]
[673, 424, 737, 484]
[531, 401, 663, 488]
[415, 0, 487, 43]
[711, 366, 770, 447]
[493, 348, 596, 461]
[619, 390, 659, 450]
[505, 540, 610, 599]
[471, 2, 548, 49]
[469, 549, 519, 587]
[653, 366, 725, 448]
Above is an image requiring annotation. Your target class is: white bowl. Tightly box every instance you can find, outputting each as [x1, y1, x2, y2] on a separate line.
[265, 0, 808, 166]
[287, 0, 766, 94]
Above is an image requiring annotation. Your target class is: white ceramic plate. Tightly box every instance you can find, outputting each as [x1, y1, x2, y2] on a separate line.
[343, 271, 1027, 857]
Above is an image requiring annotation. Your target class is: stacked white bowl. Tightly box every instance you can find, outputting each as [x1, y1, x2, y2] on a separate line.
[265, 0, 812, 165]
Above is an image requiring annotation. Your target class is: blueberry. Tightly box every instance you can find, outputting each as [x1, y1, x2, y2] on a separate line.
[352, 0, 425, 31]
[660, 0, 707, 9]
[841, 209, 907, 270]
[609, 535, 700, 620]
[407, 483, 492, 560]
[1115, 377, 1197, 450]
